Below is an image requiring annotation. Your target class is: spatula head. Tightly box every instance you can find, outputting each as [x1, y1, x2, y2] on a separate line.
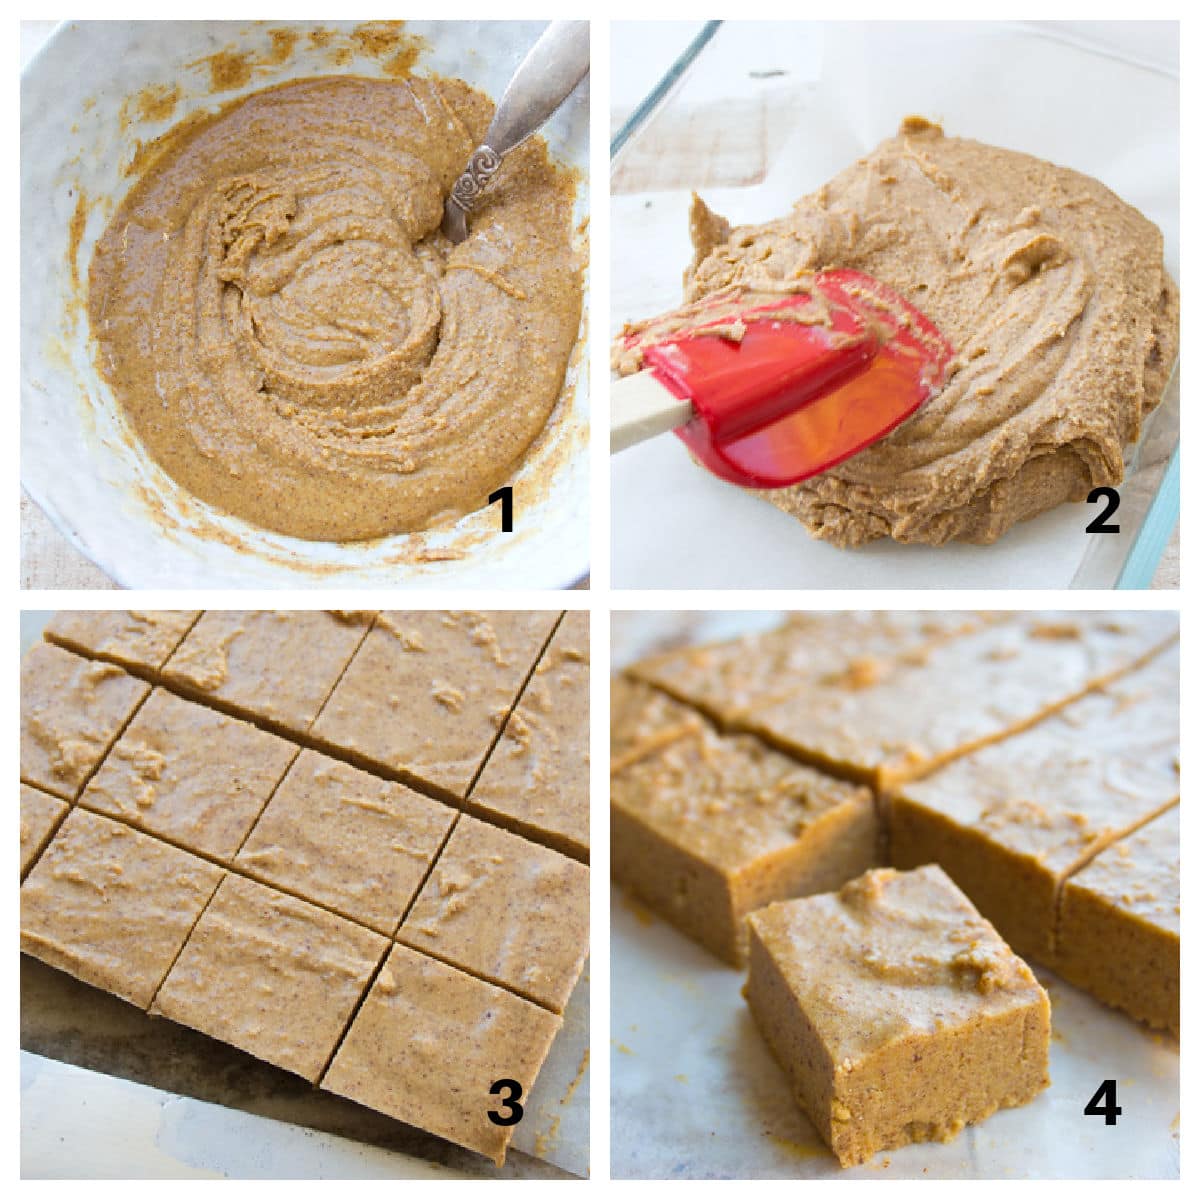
[629, 269, 954, 488]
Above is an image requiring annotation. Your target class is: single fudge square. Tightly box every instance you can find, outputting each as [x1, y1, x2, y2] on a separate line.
[80, 689, 298, 863]
[322, 944, 563, 1167]
[312, 611, 560, 801]
[891, 644, 1179, 963]
[162, 610, 374, 735]
[20, 783, 68, 877]
[611, 714, 875, 966]
[21, 642, 150, 800]
[1056, 805, 1179, 1035]
[468, 610, 590, 861]
[21, 808, 224, 1009]
[399, 815, 589, 1013]
[746, 865, 1051, 1168]
[153, 873, 387, 1082]
[741, 611, 1177, 788]
[235, 749, 455, 936]
[44, 610, 200, 676]
[609, 674, 702, 770]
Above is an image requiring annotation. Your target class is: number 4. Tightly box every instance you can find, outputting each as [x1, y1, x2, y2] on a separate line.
[1084, 1079, 1121, 1125]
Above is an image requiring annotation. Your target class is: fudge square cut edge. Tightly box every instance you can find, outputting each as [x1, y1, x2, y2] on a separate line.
[152, 873, 388, 1083]
[321, 943, 563, 1167]
[311, 610, 562, 802]
[745, 865, 1051, 1168]
[44, 610, 201, 677]
[21, 807, 225, 1010]
[611, 699, 875, 967]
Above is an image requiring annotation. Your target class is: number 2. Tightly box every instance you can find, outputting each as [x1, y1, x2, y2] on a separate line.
[488, 1078, 524, 1126]
[1086, 486, 1120, 533]
[1084, 1079, 1121, 1126]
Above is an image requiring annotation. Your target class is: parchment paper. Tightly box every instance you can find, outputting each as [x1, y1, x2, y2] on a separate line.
[609, 611, 1180, 1179]
[610, 21, 1179, 589]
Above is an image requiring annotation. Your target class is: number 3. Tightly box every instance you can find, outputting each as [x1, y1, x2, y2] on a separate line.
[488, 1078, 524, 1126]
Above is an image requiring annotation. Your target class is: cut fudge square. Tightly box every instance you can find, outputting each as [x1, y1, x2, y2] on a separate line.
[80, 689, 298, 863]
[399, 815, 589, 1013]
[741, 611, 1177, 789]
[891, 644, 1179, 962]
[610, 674, 702, 769]
[20, 783, 68, 878]
[153, 873, 387, 1082]
[1056, 804, 1179, 1035]
[235, 749, 455, 936]
[322, 944, 562, 1167]
[44, 610, 200, 677]
[629, 611, 996, 727]
[611, 716, 875, 966]
[312, 611, 561, 801]
[21, 642, 150, 800]
[468, 611, 590, 861]
[745, 865, 1051, 1168]
[21, 808, 224, 1009]
[162, 610, 374, 735]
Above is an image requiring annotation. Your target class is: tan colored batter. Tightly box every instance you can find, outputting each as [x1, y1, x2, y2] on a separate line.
[618, 118, 1179, 546]
[89, 75, 583, 541]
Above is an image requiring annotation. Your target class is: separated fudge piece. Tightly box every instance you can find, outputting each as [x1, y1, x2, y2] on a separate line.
[312, 611, 561, 801]
[323, 944, 562, 1167]
[80, 689, 298, 863]
[20, 784, 69, 878]
[611, 715, 875, 966]
[741, 612, 1176, 789]
[21, 642, 150, 800]
[468, 611, 590, 861]
[891, 644, 1179, 962]
[610, 674, 701, 769]
[399, 815, 589, 1013]
[44, 610, 200, 677]
[236, 749, 455, 936]
[153, 874, 387, 1082]
[162, 610, 374, 736]
[746, 865, 1050, 1168]
[21, 808, 224, 1009]
[629, 611, 997, 727]
[1056, 805, 1179, 1035]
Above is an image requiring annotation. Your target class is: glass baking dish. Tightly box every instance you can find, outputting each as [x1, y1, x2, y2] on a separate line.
[610, 20, 1179, 590]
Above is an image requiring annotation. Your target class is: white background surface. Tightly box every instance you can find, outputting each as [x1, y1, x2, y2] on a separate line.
[609, 611, 1180, 1179]
[610, 21, 1179, 589]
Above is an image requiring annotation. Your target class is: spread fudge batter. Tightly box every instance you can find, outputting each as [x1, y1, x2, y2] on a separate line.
[89, 76, 583, 541]
[618, 118, 1179, 547]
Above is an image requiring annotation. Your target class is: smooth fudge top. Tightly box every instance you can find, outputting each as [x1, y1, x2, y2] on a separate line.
[748, 865, 1047, 1064]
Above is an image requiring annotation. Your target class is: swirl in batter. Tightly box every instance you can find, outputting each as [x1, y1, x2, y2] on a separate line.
[89, 76, 583, 542]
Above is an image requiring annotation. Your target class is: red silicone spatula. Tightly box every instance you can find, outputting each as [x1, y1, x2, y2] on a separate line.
[611, 268, 954, 488]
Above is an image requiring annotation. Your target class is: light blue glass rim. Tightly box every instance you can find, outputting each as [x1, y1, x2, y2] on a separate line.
[1117, 441, 1180, 589]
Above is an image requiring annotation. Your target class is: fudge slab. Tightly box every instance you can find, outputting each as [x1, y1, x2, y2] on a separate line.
[21, 642, 150, 800]
[611, 714, 875, 966]
[629, 611, 998, 727]
[741, 612, 1177, 789]
[322, 943, 563, 1167]
[399, 815, 589, 1013]
[20, 784, 68, 878]
[610, 674, 702, 770]
[312, 611, 561, 801]
[44, 610, 200, 676]
[1056, 805, 1179, 1035]
[162, 610, 374, 735]
[468, 610, 590, 861]
[153, 873, 387, 1082]
[21, 808, 224, 1009]
[891, 644, 1179, 963]
[746, 865, 1050, 1168]
[80, 689, 299, 863]
[236, 749, 455, 935]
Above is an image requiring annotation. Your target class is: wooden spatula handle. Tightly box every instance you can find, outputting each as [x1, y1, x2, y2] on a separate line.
[610, 371, 693, 454]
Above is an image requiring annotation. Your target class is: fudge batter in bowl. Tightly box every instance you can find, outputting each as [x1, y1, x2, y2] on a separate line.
[618, 118, 1179, 548]
[89, 74, 583, 543]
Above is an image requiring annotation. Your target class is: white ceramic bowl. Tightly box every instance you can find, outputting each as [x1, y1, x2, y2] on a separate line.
[21, 20, 590, 588]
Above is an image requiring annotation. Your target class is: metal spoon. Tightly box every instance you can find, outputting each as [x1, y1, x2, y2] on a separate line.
[441, 20, 590, 244]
